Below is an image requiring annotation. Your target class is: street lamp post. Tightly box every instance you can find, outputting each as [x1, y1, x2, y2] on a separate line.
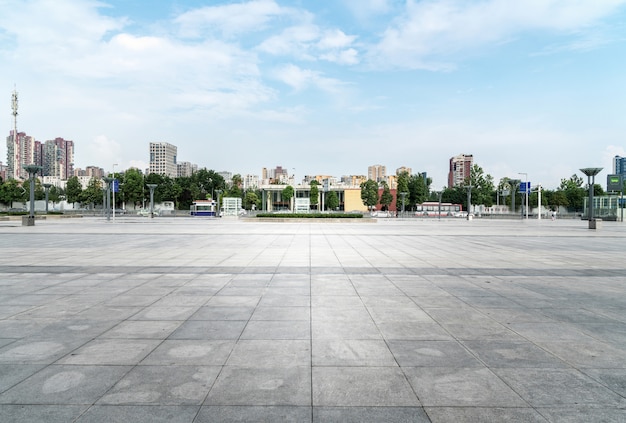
[112, 164, 118, 223]
[215, 189, 222, 217]
[43, 183, 52, 213]
[437, 190, 443, 221]
[400, 192, 407, 217]
[147, 184, 157, 218]
[465, 185, 472, 220]
[103, 177, 113, 221]
[519, 172, 528, 220]
[509, 179, 520, 217]
[580, 167, 603, 229]
[22, 164, 42, 226]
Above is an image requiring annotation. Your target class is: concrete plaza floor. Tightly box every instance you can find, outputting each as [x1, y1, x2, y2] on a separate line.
[0, 216, 625, 422]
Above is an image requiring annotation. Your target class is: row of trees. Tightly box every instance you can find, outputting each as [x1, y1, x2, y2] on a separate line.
[0, 165, 609, 213]
[360, 165, 606, 214]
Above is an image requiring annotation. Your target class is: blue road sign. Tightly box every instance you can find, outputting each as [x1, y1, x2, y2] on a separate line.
[113, 179, 119, 193]
[520, 182, 531, 193]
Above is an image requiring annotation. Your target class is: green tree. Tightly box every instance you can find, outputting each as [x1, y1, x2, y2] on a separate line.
[380, 182, 393, 211]
[159, 176, 183, 205]
[309, 180, 320, 209]
[23, 178, 45, 201]
[325, 190, 339, 211]
[66, 176, 83, 205]
[80, 177, 103, 208]
[282, 185, 294, 211]
[468, 164, 495, 208]
[193, 169, 225, 200]
[243, 190, 259, 210]
[360, 179, 379, 211]
[396, 171, 410, 210]
[408, 173, 430, 207]
[0, 178, 24, 206]
[48, 185, 62, 203]
[121, 168, 144, 209]
[559, 174, 585, 212]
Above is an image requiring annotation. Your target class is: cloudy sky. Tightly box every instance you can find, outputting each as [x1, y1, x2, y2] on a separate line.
[1, 0, 625, 189]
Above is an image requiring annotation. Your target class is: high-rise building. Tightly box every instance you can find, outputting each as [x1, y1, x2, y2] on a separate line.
[149, 142, 178, 178]
[243, 174, 259, 190]
[614, 156, 626, 175]
[74, 166, 105, 178]
[448, 154, 473, 188]
[40, 137, 74, 179]
[396, 166, 412, 176]
[177, 161, 197, 177]
[6, 131, 35, 180]
[368, 164, 386, 182]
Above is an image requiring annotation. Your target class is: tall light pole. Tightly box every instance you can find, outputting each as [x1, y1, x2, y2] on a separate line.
[22, 165, 42, 226]
[112, 164, 118, 222]
[147, 184, 157, 218]
[519, 172, 528, 220]
[43, 183, 52, 213]
[400, 192, 407, 217]
[580, 167, 603, 229]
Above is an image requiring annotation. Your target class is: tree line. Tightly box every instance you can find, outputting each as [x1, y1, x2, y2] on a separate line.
[360, 166, 607, 214]
[0, 165, 608, 213]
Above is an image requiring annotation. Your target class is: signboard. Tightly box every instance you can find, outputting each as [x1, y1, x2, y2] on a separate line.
[113, 179, 119, 193]
[520, 182, 531, 194]
[607, 174, 623, 192]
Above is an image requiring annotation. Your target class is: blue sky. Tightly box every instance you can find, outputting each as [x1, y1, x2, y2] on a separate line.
[1, 0, 625, 189]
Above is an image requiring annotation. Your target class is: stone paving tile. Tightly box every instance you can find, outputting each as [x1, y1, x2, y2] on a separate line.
[197, 405, 312, 422]
[140, 340, 235, 366]
[313, 366, 419, 407]
[75, 405, 200, 423]
[206, 366, 311, 406]
[226, 340, 311, 367]
[387, 340, 483, 367]
[97, 365, 220, 405]
[1, 218, 626, 421]
[0, 405, 88, 423]
[314, 406, 430, 422]
[493, 368, 626, 407]
[0, 365, 131, 405]
[403, 367, 527, 407]
[424, 406, 548, 422]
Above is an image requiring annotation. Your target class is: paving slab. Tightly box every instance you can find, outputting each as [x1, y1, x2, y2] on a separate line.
[1, 217, 626, 422]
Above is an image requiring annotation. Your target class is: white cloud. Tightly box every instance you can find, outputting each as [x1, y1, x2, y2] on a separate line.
[88, 135, 122, 169]
[273, 64, 346, 94]
[174, 0, 286, 38]
[342, 0, 394, 21]
[369, 0, 626, 69]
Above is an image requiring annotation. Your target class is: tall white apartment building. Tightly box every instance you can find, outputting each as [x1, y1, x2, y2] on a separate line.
[368, 164, 386, 182]
[177, 161, 197, 178]
[243, 174, 259, 190]
[149, 142, 177, 178]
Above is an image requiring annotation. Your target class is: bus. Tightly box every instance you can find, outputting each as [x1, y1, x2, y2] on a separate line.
[415, 202, 463, 217]
[190, 200, 217, 216]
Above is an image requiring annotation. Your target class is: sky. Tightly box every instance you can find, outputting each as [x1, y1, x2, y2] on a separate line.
[1, 0, 625, 189]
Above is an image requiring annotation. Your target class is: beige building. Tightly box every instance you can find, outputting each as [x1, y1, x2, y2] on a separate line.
[149, 142, 178, 178]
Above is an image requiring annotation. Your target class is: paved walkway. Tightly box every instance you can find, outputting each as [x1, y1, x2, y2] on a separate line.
[0, 217, 625, 422]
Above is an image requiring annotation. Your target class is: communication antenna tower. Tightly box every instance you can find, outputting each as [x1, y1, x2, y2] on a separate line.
[12, 87, 18, 135]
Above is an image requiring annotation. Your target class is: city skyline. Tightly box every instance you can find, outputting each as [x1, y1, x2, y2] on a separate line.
[1, 0, 625, 189]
